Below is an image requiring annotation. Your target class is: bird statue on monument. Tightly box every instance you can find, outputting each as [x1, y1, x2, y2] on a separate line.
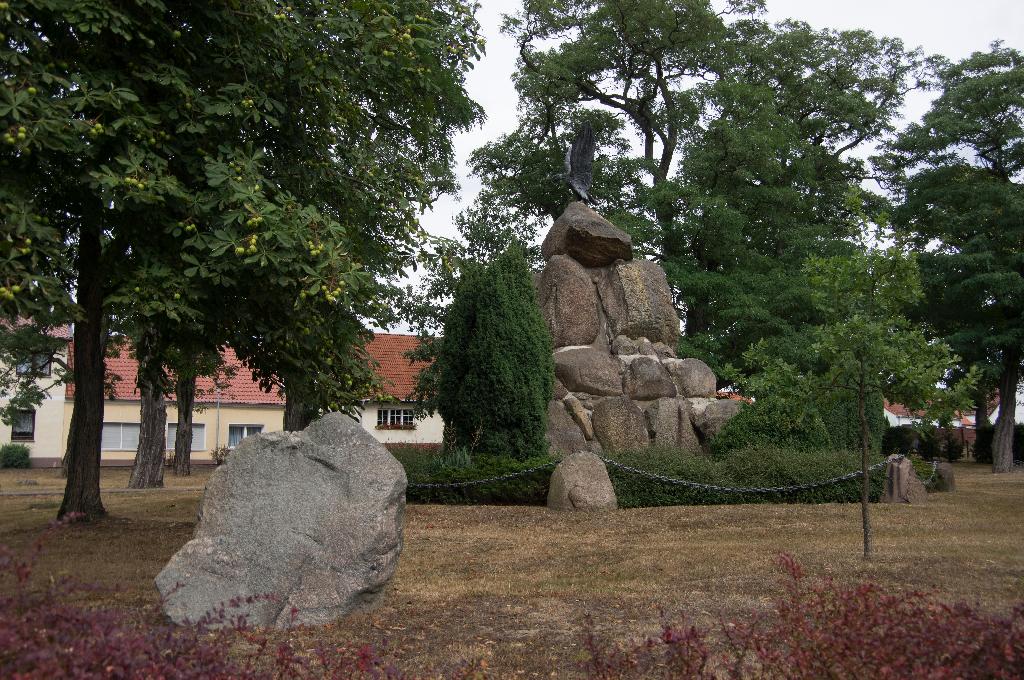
[564, 122, 596, 203]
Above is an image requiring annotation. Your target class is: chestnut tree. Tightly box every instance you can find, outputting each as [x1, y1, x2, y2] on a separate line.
[0, 0, 482, 516]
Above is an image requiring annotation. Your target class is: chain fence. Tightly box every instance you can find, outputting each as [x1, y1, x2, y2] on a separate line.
[407, 454, 939, 495]
[407, 461, 558, 489]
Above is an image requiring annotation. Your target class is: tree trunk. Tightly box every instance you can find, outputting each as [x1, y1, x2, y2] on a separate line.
[992, 351, 1020, 474]
[284, 391, 315, 431]
[974, 386, 991, 428]
[59, 225, 106, 520]
[173, 375, 196, 476]
[858, 381, 872, 559]
[128, 378, 167, 488]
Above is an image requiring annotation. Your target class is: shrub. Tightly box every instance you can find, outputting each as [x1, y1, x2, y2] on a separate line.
[210, 446, 231, 465]
[605, 446, 886, 508]
[710, 397, 832, 456]
[817, 391, 886, 453]
[881, 425, 918, 456]
[397, 448, 555, 505]
[435, 245, 554, 461]
[583, 554, 1024, 679]
[974, 424, 1024, 465]
[0, 443, 30, 469]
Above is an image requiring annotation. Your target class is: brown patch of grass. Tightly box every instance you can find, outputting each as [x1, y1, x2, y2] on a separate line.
[1, 463, 1022, 677]
[0, 466, 213, 493]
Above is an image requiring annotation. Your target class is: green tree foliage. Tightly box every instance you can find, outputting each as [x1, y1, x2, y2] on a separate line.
[467, 0, 925, 378]
[434, 245, 553, 460]
[817, 392, 886, 454]
[0, 0, 482, 517]
[886, 44, 1024, 473]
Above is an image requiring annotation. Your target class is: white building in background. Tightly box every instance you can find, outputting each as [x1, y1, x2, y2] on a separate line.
[988, 383, 1024, 425]
[0, 325, 72, 461]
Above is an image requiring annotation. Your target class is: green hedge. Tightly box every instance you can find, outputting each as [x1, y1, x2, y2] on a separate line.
[605, 446, 886, 508]
[973, 425, 1024, 465]
[395, 446, 889, 508]
[0, 443, 31, 469]
[395, 448, 556, 505]
[710, 398, 832, 456]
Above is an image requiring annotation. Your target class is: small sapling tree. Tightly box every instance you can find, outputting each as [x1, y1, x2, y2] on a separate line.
[802, 246, 970, 558]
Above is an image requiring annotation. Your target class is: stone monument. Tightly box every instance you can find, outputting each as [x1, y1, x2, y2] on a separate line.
[537, 201, 741, 456]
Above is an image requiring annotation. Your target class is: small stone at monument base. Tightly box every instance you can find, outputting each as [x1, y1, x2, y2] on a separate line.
[547, 451, 617, 511]
[881, 456, 928, 504]
[155, 413, 406, 629]
[933, 461, 955, 492]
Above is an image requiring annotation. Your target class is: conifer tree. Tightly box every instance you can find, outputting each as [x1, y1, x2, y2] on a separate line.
[436, 245, 553, 460]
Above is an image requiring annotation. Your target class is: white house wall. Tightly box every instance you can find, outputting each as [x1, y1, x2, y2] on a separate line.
[989, 384, 1024, 425]
[0, 348, 69, 461]
[358, 401, 444, 446]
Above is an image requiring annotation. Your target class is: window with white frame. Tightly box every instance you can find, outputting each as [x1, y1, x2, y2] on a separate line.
[101, 422, 141, 450]
[11, 409, 35, 441]
[228, 424, 263, 448]
[376, 408, 415, 429]
[166, 423, 206, 451]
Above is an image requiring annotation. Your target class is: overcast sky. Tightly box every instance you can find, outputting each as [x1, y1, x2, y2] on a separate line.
[418, 0, 1024, 244]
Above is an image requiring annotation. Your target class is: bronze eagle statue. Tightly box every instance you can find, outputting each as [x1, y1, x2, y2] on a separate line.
[564, 122, 595, 203]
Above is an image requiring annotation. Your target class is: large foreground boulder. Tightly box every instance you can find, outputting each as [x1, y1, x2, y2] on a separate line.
[547, 451, 617, 511]
[881, 456, 928, 504]
[156, 413, 406, 628]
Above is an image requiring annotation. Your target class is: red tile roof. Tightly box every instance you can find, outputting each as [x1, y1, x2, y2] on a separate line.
[64, 333, 429, 405]
[3, 317, 71, 339]
[66, 343, 284, 405]
[366, 333, 428, 401]
[884, 400, 976, 426]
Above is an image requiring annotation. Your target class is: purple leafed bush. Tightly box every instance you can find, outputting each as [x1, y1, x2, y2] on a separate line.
[582, 553, 1024, 679]
[0, 516, 409, 679]
[3, 522, 1022, 679]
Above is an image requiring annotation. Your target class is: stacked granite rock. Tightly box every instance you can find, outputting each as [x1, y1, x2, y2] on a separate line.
[539, 202, 741, 457]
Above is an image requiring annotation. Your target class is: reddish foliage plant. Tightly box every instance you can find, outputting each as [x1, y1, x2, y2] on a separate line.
[0, 517, 414, 679]
[582, 553, 1024, 679]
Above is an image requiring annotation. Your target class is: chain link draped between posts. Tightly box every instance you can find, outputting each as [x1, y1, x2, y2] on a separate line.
[406, 454, 939, 495]
[406, 461, 558, 489]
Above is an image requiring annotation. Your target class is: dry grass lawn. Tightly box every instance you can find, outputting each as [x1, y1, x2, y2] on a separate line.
[1, 463, 1022, 677]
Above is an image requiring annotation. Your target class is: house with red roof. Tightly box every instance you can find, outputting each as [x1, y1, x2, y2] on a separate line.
[0, 324, 73, 465]
[3, 331, 441, 467]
